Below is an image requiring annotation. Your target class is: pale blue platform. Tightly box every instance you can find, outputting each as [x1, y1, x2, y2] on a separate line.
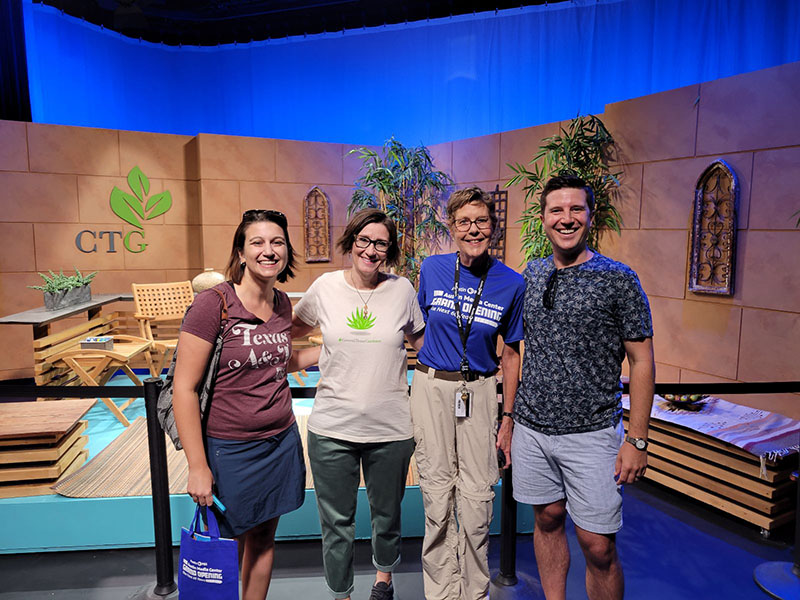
[0, 371, 534, 554]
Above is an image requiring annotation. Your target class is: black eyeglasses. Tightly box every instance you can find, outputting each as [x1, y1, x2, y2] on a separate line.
[542, 269, 559, 310]
[242, 209, 287, 227]
[453, 216, 492, 232]
[354, 235, 390, 253]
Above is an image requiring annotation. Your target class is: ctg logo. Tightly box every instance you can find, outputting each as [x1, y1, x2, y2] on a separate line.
[75, 166, 173, 254]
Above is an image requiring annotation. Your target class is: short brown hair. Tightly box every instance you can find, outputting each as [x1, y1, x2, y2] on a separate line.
[446, 186, 498, 230]
[540, 175, 595, 213]
[337, 208, 400, 267]
[225, 209, 296, 284]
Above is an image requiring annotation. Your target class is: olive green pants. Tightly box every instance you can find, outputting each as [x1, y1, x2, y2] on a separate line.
[307, 431, 415, 599]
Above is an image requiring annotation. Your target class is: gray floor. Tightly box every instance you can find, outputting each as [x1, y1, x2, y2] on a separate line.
[1, 482, 796, 599]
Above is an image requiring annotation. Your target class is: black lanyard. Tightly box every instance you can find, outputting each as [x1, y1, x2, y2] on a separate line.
[453, 252, 489, 379]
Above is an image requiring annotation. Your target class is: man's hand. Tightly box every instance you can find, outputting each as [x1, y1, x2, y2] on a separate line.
[614, 441, 647, 485]
[496, 417, 513, 469]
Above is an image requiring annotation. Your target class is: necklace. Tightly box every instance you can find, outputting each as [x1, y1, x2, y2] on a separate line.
[348, 271, 378, 312]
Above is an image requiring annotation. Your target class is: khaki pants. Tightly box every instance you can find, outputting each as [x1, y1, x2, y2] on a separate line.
[410, 367, 500, 600]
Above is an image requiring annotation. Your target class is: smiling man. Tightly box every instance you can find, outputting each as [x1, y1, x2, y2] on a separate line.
[510, 175, 655, 600]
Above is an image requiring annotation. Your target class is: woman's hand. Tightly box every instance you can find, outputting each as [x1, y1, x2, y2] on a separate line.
[187, 464, 215, 506]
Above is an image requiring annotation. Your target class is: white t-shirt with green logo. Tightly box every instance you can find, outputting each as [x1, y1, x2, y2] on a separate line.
[294, 270, 425, 443]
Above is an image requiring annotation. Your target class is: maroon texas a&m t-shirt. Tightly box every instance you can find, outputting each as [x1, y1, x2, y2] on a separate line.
[181, 282, 295, 440]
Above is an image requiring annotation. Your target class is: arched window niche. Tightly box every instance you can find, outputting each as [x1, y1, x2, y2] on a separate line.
[303, 186, 332, 263]
[688, 159, 739, 296]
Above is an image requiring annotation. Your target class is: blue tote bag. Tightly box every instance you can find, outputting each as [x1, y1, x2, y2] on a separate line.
[178, 506, 239, 599]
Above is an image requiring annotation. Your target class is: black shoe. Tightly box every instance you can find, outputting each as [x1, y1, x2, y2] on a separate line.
[369, 580, 394, 600]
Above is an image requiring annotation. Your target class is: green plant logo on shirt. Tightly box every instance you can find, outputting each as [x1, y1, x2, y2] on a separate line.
[346, 306, 376, 330]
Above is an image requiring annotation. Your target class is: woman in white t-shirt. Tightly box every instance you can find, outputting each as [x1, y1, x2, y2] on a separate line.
[292, 209, 424, 600]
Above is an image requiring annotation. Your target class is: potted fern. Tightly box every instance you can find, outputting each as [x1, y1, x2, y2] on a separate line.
[348, 138, 452, 285]
[29, 268, 97, 311]
[506, 115, 623, 262]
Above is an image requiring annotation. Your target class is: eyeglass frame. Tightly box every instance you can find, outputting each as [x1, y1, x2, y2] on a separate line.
[452, 216, 493, 232]
[542, 268, 559, 310]
[354, 235, 391, 253]
[241, 209, 287, 227]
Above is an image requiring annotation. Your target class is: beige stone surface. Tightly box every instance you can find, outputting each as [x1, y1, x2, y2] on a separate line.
[697, 61, 800, 155]
[654, 362, 680, 382]
[640, 152, 753, 230]
[1, 172, 79, 223]
[604, 84, 699, 164]
[0, 272, 49, 315]
[342, 143, 381, 186]
[28, 123, 119, 176]
[498, 122, 560, 181]
[0, 120, 28, 172]
[119, 131, 196, 181]
[78, 175, 133, 224]
[0, 327, 33, 371]
[276, 139, 343, 184]
[240, 181, 311, 225]
[0, 223, 36, 272]
[93, 269, 167, 294]
[34, 223, 126, 272]
[164, 179, 202, 225]
[201, 225, 235, 271]
[738, 231, 800, 313]
[121, 225, 203, 271]
[453, 133, 501, 184]
[602, 229, 688, 300]
[738, 308, 800, 382]
[201, 180, 240, 226]
[428, 142, 454, 179]
[649, 297, 741, 380]
[197, 133, 275, 181]
[616, 163, 642, 230]
[750, 146, 800, 230]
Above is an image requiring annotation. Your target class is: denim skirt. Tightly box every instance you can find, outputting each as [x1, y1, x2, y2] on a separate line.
[206, 422, 306, 538]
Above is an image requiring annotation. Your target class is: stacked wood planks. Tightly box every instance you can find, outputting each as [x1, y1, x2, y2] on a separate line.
[624, 410, 796, 534]
[0, 399, 95, 498]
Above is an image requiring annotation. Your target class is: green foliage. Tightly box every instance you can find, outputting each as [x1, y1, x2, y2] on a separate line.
[506, 115, 623, 262]
[29, 268, 97, 293]
[348, 138, 452, 285]
[110, 166, 173, 229]
[346, 307, 376, 330]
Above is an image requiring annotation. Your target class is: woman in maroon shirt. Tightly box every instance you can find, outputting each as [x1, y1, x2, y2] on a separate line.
[173, 209, 319, 600]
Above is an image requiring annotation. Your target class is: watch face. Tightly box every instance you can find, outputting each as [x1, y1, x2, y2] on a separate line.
[635, 439, 646, 450]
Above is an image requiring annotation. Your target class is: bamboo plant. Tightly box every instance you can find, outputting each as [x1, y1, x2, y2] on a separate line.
[506, 115, 623, 262]
[348, 138, 452, 284]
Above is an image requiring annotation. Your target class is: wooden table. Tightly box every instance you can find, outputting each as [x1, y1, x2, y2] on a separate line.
[0, 293, 134, 386]
[48, 335, 152, 426]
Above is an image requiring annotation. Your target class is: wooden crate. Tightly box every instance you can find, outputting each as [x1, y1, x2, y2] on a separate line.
[624, 411, 796, 534]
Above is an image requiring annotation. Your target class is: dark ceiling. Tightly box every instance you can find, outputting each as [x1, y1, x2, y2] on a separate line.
[37, 0, 557, 46]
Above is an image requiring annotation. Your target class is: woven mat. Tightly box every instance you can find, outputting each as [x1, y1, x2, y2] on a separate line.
[53, 414, 419, 498]
[53, 417, 188, 498]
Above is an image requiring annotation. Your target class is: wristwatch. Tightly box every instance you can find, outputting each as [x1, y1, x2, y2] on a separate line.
[625, 435, 648, 451]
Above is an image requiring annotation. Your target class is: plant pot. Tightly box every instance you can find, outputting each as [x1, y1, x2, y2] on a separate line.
[43, 284, 92, 311]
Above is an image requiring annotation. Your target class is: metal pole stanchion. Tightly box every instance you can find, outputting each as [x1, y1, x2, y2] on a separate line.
[131, 377, 178, 599]
[494, 464, 518, 586]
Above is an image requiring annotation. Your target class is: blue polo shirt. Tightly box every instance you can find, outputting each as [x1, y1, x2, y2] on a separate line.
[416, 253, 525, 374]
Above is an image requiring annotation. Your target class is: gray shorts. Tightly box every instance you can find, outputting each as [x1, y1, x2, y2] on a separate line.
[511, 420, 625, 535]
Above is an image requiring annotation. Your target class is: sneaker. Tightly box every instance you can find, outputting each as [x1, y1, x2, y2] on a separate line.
[369, 580, 394, 600]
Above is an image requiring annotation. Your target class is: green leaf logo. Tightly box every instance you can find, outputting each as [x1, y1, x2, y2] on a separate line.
[346, 307, 376, 330]
[110, 186, 145, 228]
[127, 166, 150, 201]
[110, 166, 173, 231]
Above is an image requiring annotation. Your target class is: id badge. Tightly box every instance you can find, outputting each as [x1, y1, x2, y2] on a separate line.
[455, 385, 472, 418]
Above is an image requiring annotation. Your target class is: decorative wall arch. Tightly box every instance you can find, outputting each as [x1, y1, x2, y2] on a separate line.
[303, 186, 332, 263]
[688, 159, 739, 296]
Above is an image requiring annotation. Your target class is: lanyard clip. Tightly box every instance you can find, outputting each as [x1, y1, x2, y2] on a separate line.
[460, 357, 471, 380]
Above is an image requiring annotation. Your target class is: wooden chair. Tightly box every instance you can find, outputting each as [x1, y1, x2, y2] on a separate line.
[131, 281, 195, 377]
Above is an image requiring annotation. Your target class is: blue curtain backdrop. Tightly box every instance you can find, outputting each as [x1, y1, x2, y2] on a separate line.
[23, 0, 800, 146]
